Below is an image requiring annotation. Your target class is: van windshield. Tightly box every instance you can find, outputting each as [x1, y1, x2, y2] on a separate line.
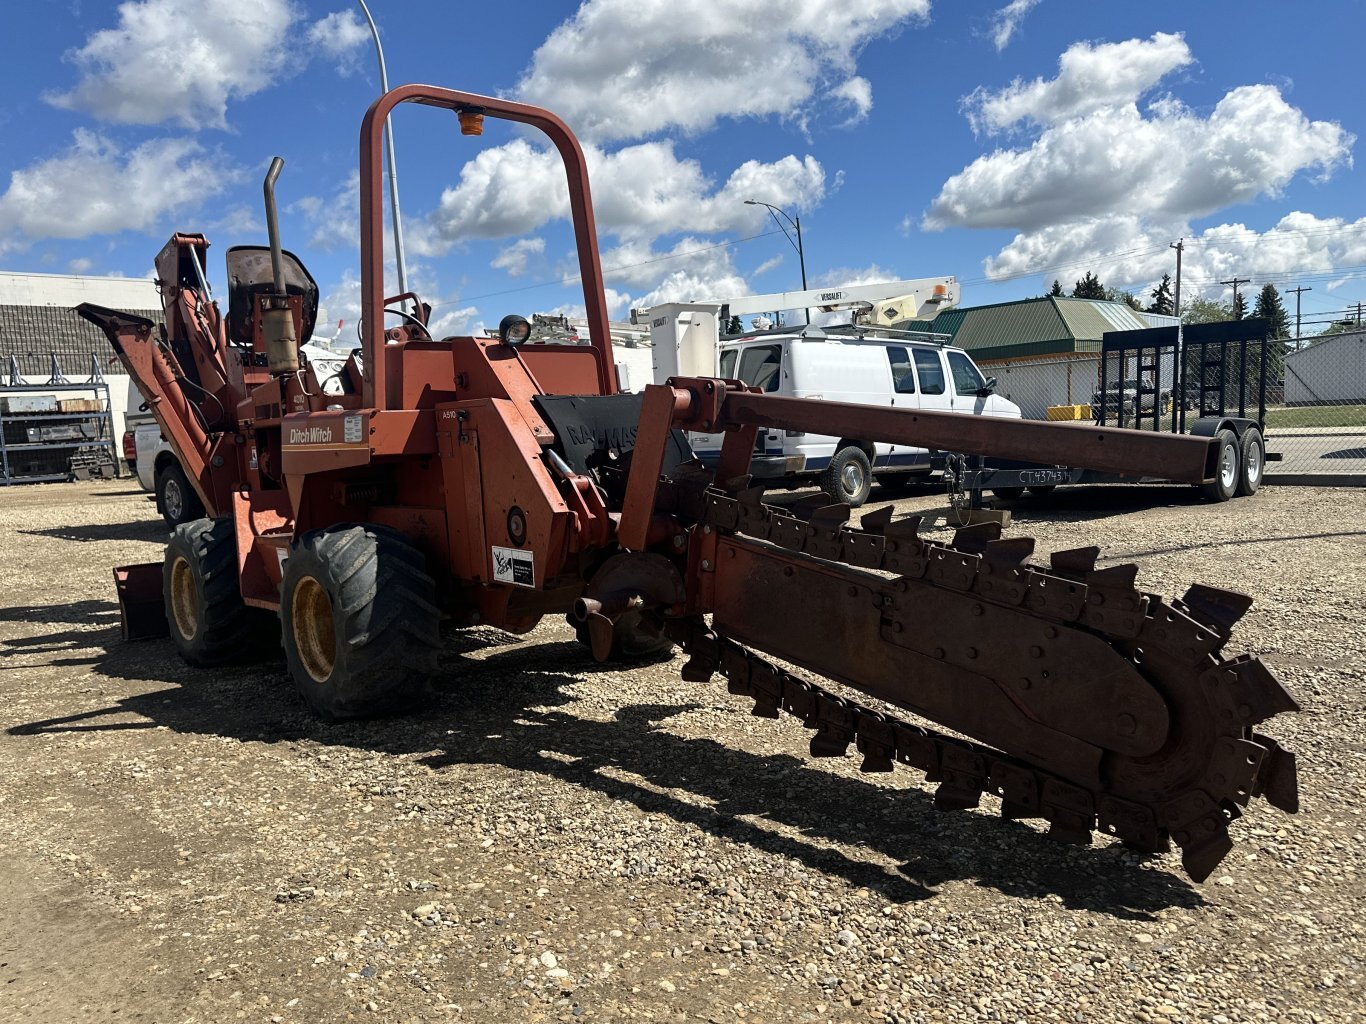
[721, 344, 782, 392]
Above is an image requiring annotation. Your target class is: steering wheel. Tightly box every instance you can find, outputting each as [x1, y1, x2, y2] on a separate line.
[384, 303, 432, 340]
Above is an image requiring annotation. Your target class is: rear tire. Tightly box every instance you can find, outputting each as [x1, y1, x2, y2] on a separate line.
[820, 447, 873, 507]
[1236, 427, 1264, 497]
[164, 518, 270, 666]
[1199, 429, 1239, 503]
[157, 460, 205, 528]
[281, 524, 441, 720]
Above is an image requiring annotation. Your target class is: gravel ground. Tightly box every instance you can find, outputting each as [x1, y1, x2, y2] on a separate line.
[0, 480, 1363, 1024]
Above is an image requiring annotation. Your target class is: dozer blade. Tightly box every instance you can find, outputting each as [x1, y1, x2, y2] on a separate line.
[666, 488, 1301, 883]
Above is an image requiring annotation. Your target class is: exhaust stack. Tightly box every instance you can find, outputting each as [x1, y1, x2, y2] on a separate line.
[262, 156, 300, 375]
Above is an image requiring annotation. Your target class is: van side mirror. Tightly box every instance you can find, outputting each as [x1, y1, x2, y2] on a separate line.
[977, 376, 997, 397]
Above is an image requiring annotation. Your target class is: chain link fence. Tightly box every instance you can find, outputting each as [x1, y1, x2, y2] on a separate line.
[976, 326, 1366, 484]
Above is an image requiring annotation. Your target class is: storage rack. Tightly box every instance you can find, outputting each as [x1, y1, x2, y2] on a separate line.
[1, 354, 120, 485]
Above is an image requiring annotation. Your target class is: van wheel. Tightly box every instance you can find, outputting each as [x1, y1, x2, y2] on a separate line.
[820, 447, 873, 507]
[1199, 429, 1239, 503]
[1236, 427, 1264, 496]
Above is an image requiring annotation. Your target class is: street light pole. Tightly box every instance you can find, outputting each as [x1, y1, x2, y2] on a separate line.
[745, 199, 809, 323]
[356, 0, 409, 306]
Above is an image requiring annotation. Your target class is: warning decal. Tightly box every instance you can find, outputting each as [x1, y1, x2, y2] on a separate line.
[492, 546, 535, 588]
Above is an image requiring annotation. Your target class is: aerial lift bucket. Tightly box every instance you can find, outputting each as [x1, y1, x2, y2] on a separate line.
[112, 563, 168, 641]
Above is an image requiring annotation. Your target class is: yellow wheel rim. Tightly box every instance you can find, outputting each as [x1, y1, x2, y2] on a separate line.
[169, 555, 200, 641]
[292, 576, 337, 683]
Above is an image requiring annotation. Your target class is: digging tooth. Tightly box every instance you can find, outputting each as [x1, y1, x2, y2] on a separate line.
[791, 493, 836, 521]
[739, 484, 767, 507]
[1050, 545, 1100, 576]
[1208, 655, 1303, 725]
[1180, 829, 1234, 883]
[856, 715, 896, 773]
[934, 783, 981, 812]
[809, 504, 852, 531]
[884, 515, 924, 542]
[983, 536, 1036, 568]
[1250, 733, 1301, 814]
[859, 505, 894, 534]
[1086, 562, 1140, 590]
[1180, 583, 1255, 638]
[950, 521, 1003, 554]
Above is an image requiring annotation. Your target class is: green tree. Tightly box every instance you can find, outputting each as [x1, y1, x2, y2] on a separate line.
[1232, 290, 1248, 320]
[1181, 296, 1233, 324]
[724, 315, 743, 335]
[1318, 318, 1362, 337]
[1072, 272, 1105, 299]
[1251, 283, 1290, 339]
[1147, 274, 1174, 316]
[1048, 279, 1064, 297]
[1104, 286, 1144, 311]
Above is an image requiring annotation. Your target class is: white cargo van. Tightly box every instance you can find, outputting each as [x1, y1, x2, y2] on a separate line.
[692, 325, 1021, 506]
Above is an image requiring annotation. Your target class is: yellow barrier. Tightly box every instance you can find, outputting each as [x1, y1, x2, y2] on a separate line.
[1046, 404, 1093, 421]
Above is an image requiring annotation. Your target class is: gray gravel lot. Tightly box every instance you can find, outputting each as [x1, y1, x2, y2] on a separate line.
[1, 480, 1363, 1023]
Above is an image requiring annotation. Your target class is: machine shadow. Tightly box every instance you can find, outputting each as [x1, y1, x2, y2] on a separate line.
[19, 519, 167, 545]
[5, 602, 1203, 921]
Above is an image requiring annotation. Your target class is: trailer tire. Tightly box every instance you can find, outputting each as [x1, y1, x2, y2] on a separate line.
[281, 524, 441, 720]
[820, 447, 873, 507]
[1199, 429, 1240, 503]
[157, 460, 205, 528]
[1236, 427, 1265, 497]
[991, 487, 1025, 500]
[164, 518, 270, 666]
[1027, 485, 1057, 496]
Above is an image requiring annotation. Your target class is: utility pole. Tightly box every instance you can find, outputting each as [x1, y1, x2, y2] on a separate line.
[1220, 276, 1250, 319]
[1287, 285, 1312, 346]
[1169, 239, 1183, 318]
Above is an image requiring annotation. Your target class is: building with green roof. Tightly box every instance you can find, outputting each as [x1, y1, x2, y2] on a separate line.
[899, 296, 1178, 418]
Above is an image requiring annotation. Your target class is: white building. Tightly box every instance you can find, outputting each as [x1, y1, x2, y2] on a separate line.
[0, 269, 163, 437]
[1284, 330, 1366, 405]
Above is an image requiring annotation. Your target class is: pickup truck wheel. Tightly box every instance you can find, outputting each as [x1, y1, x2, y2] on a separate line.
[1199, 429, 1240, 502]
[164, 518, 272, 666]
[157, 461, 205, 528]
[281, 524, 441, 720]
[1236, 427, 1265, 496]
[820, 447, 873, 507]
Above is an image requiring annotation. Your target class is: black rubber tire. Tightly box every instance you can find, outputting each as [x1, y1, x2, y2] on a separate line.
[1236, 427, 1265, 497]
[1026, 485, 1057, 496]
[819, 447, 873, 507]
[568, 610, 674, 662]
[156, 460, 205, 529]
[281, 524, 441, 720]
[991, 487, 1026, 500]
[1199, 428, 1240, 503]
[163, 518, 268, 666]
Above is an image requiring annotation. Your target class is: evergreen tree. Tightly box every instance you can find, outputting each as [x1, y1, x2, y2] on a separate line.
[724, 315, 743, 335]
[1104, 287, 1144, 311]
[1048, 280, 1064, 297]
[1251, 283, 1290, 339]
[1072, 271, 1105, 299]
[1147, 274, 1174, 316]
[1232, 290, 1248, 320]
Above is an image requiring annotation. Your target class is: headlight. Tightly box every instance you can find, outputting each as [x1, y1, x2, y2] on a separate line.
[499, 314, 531, 346]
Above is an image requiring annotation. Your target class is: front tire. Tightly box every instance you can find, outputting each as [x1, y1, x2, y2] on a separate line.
[157, 460, 205, 528]
[820, 447, 873, 507]
[164, 518, 268, 666]
[1236, 427, 1265, 497]
[281, 524, 441, 720]
[1199, 429, 1239, 503]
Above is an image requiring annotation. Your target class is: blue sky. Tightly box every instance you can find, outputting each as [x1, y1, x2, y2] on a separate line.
[1, 0, 1362, 343]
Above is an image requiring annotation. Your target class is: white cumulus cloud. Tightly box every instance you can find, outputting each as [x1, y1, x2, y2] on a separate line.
[46, 1, 368, 129]
[491, 237, 546, 278]
[990, 0, 1041, 52]
[515, 0, 929, 142]
[0, 130, 235, 243]
[923, 34, 1354, 292]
